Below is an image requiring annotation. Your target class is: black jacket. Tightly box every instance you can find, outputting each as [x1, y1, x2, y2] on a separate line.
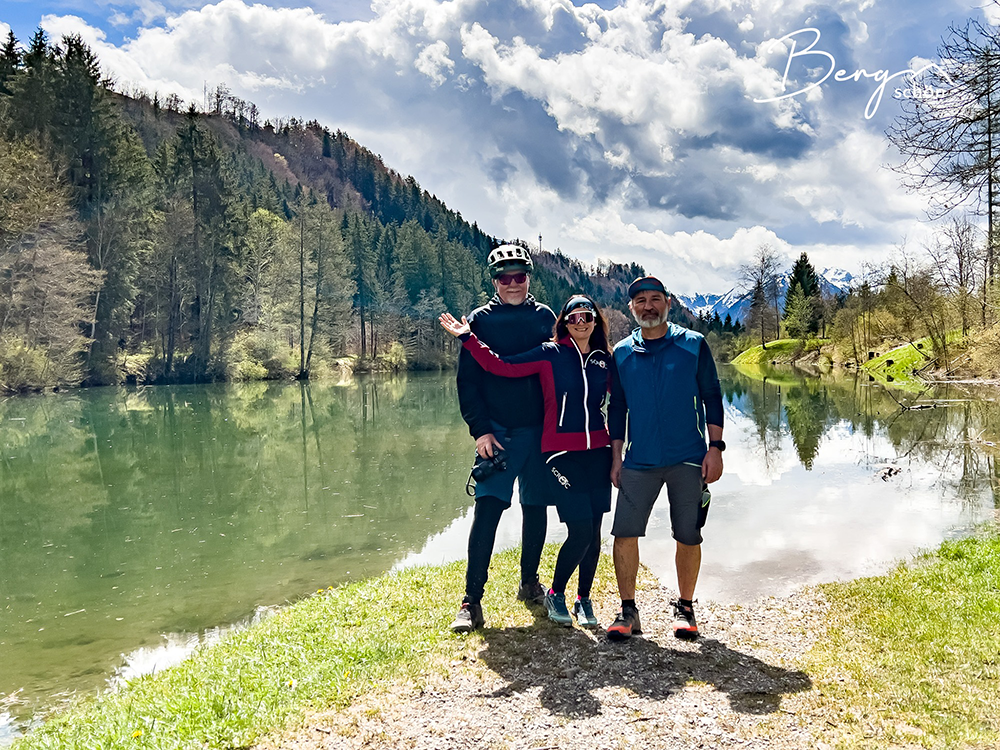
[456, 294, 556, 438]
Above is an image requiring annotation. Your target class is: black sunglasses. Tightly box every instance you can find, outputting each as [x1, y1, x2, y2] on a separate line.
[496, 272, 528, 285]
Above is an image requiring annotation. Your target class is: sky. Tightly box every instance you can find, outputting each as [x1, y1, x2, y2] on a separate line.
[1, 0, 997, 295]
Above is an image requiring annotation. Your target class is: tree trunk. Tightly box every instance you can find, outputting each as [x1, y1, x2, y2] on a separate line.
[165, 252, 179, 376]
[359, 305, 367, 359]
[298, 217, 306, 378]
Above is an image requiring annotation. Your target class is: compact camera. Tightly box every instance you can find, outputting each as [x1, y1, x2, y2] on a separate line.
[471, 451, 507, 483]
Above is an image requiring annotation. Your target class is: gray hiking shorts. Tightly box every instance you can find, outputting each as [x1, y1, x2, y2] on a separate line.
[611, 463, 708, 545]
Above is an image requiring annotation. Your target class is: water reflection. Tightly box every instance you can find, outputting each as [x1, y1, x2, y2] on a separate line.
[0, 375, 472, 732]
[671, 364, 1000, 603]
[1, 367, 999, 741]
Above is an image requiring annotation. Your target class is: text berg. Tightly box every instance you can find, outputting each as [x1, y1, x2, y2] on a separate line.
[753, 27, 952, 119]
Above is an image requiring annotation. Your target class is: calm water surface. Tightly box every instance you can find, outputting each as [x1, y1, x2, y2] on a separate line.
[2, 367, 999, 740]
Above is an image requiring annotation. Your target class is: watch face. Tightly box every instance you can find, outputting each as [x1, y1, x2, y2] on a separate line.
[710, 440, 726, 451]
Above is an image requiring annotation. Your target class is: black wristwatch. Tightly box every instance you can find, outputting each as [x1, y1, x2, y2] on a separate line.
[708, 440, 726, 452]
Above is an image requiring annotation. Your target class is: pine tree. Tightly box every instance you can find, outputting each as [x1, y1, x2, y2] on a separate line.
[9, 28, 54, 138]
[0, 30, 21, 96]
[344, 212, 376, 358]
[784, 285, 814, 340]
[746, 281, 776, 347]
[175, 111, 234, 378]
[784, 252, 821, 335]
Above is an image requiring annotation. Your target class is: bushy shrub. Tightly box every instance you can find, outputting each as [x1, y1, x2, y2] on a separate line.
[232, 358, 269, 381]
[378, 341, 407, 372]
[120, 349, 154, 384]
[223, 331, 272, 382]
[0, 336, 54, 393]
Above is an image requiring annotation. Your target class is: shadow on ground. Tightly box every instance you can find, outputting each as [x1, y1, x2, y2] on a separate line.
[476, 622, 812, 718]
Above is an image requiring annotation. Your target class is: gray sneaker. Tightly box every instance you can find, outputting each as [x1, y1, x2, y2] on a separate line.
[517, 578, 546, 606]
[544, 591, 573, 627]
[572, 596, 599, 628]
[450, 601, 484, 633]
[606, 606, 642, 641]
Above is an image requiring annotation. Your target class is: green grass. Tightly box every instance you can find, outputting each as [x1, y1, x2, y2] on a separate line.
[861, 332, 967, 388]
[861, 338, 935, 386]
[802, 533, 1000, 749]
[12, 546, 619, 750]
[15, 569, 461, 749]
[731, 338, 828, 365]
[17, 532, 1000, 749]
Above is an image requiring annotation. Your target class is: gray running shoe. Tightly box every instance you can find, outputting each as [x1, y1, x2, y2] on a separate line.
[572, 596, 599, 628]
[606, 605, 642, 641]
[450, 601, 484, 633]
[517, 578, 546, 605]
[544, 591, 573, 627]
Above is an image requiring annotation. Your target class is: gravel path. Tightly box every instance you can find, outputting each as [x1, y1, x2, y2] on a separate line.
[255, 586, 834, 750]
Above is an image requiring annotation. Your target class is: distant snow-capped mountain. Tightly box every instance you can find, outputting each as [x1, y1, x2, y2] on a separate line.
[678, 268, 855, 323]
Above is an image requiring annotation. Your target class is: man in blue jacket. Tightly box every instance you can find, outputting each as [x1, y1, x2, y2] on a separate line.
[607, 276, 725, 641]
[450, 245, 557, 632]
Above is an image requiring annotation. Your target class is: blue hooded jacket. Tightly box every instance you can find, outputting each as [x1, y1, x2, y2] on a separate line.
[609, 324, 724, 469]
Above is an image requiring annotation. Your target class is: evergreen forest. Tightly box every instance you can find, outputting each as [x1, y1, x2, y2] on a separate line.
[0, 30, 648, 392]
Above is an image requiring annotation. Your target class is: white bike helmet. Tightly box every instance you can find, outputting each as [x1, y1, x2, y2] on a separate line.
[487, 245, 533, 278]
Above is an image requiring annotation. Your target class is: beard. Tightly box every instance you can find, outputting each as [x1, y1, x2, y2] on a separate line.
[632, 309, 668, 328]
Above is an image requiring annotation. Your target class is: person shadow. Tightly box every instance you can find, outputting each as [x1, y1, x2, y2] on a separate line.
[476, 622, 812, 719]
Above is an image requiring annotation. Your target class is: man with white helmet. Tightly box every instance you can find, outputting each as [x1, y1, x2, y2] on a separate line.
[450, 244, 557, 632]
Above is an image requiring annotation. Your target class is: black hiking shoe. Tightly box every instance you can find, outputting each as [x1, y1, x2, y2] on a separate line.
[450, 601, 484, 633]
[544, 591, 573, 627]
[671, 598, 699, 640]
[517, 578, 546, 606]
[606, 605, 641, 641]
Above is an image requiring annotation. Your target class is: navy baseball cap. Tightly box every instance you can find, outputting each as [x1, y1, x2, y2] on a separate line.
[627, 276, 667, 299]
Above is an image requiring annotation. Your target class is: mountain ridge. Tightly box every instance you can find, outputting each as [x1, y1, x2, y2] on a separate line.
[678, 268, 855, 323]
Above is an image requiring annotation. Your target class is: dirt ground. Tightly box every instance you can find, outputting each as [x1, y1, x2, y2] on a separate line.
[255, 586, 836, 750]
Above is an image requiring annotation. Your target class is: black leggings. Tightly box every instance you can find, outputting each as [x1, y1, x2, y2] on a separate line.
[551, 514, 602, 598]
[465, 496, 547, 603]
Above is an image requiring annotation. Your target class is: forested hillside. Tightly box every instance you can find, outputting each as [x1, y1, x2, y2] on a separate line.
[0, 30, 645, 391]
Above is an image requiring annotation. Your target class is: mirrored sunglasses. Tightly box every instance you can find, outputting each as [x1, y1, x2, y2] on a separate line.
[566, 311, 595, 325]
[496, 272, 528, 285]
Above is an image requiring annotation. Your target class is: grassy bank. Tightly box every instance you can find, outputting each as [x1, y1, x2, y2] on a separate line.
[730, 338, 828, 366]
[803, 532, 1000, 748]
[12, 561, 471, 750]
[13, 534, 1000, 749]
[12, 547, 620, 750]
[861, 337, 936, 388]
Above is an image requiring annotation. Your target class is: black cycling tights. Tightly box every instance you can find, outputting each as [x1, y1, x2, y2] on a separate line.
[465, 496, 547, 603]
[551, 515, 602, 598]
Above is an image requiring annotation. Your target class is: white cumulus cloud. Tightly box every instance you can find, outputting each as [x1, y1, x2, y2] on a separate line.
[29, 0, 988, 294]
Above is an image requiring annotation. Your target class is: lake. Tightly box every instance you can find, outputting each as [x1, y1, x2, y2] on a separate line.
[1, 366, 998, 741]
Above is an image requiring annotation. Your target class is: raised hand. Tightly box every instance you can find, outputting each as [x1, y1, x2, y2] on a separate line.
[438, 312, 471, 338]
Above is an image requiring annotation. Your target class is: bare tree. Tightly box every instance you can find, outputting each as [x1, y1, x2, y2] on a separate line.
[740, 243, 782, 347]
[926, 216, 983, 334]
[887, 11, 1000, 290]
[0, 137, 103, 390]
[885, 250, 950, 360]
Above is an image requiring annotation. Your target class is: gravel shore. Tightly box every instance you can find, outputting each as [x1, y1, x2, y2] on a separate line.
[256, 585, 834, 750]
